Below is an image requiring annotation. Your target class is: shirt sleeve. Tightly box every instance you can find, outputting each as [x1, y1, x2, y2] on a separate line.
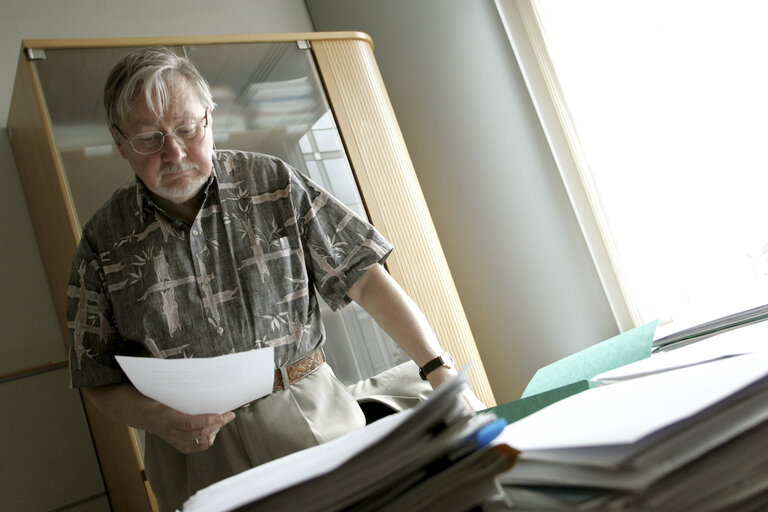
[286, 164, 393, 311]
[67, 230, 132, 388]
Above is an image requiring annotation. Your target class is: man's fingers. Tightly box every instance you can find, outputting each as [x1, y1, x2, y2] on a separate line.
[166, 410, 235, 453]
[206, 428, 219, 446]
[198, 425, 222, 440]
[176, 411, 236, 432]
[183, 426, 222, 453]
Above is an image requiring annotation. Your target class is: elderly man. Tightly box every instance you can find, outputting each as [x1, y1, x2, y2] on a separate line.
[67, 47, 473, 511]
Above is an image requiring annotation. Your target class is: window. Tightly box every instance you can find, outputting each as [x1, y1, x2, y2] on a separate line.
[497, 0, 768, 337]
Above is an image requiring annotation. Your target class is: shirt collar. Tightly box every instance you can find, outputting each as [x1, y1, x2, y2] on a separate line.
[134, 177, 153, 224]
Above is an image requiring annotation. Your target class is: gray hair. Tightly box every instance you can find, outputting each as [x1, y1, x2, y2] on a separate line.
[104, 47, 215, 129]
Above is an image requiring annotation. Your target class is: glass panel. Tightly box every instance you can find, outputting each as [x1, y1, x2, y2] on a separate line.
[35, 42, 407, 385]
[36, 47, 138, 228]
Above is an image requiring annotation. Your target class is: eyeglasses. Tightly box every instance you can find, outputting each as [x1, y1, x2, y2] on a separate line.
[113, 112, 209, 155]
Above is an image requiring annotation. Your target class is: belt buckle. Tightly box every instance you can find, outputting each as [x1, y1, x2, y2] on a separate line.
[241, 348, 324, 409]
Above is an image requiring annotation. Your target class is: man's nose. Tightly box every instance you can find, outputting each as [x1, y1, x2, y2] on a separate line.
[162, 134, 186, 160]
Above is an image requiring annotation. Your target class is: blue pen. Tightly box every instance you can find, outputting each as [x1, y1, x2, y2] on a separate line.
[445, 417, 508, 463]
[467, 417, 508, 449]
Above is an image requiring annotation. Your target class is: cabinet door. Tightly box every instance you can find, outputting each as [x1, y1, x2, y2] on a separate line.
[34, 42, 407, 385]
[13, 35, 493, 512]
[0, 368, 107, 511]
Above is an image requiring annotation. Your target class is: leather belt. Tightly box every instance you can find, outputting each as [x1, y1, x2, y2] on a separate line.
[272, 348, 325, 392]
[238, 348, 326, 409]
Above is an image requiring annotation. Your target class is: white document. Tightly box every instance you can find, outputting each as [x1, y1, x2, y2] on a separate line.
[498, 352, 768, 452]
[116, 347, 275, 415]
[596, 321, 768, 383]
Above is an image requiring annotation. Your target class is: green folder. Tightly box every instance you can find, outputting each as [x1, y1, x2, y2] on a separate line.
[484, 320, 657, 423]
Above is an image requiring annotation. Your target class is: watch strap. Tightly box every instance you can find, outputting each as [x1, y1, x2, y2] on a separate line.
[419, 353, 453, 380]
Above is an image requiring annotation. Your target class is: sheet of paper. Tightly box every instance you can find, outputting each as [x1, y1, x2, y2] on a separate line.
[597, 320, 768, 382]
[116, 347, 274, 415]
[499, 352, 768, 452]
[521, 320, 657, 398]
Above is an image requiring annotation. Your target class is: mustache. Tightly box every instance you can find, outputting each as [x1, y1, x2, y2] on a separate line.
[159, 163, 199, 177]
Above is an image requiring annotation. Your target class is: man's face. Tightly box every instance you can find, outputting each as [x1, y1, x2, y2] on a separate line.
[115, 78, 214, 205]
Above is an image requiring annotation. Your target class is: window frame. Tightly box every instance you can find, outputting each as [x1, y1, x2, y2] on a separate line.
[495, 0, 636, 331]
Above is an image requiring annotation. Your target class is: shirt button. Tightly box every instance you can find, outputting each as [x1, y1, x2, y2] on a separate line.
[216, 327, 224, 335]
[192, 229, 200, 236]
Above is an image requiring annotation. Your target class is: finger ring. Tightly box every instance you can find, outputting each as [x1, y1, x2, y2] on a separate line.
[194, 438, 200, 446]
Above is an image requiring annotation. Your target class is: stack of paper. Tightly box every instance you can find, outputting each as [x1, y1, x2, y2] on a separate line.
[492, 336, 768, 511]
[182, 372, 518, 512]
[653, 302, 768, 350]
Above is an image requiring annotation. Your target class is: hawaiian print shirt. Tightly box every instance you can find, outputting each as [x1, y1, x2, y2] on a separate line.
[68, 150, 392, 388]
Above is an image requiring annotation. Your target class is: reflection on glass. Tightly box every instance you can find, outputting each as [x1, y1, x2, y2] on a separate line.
[300, 113, 365, 218]
[35, 42, 406, 385]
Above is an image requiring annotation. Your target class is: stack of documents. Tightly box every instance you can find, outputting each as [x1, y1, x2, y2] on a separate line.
[127, 310, 768, 511]
[489, 321, 768, 511]
[653, 302, 768, 351]
[182, 372, 518, 512]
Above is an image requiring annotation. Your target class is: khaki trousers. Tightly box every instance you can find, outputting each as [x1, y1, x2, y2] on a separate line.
[144, 363, 366, 512]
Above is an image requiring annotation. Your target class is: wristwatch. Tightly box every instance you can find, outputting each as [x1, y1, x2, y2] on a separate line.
[418, 352, 455, 380]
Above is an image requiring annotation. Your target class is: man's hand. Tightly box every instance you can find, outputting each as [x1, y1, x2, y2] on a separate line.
[155, 408, 236, 454]
[458, 387, 487, 412]
[83, 383, 236, 454]
[426, 366, 487, 412]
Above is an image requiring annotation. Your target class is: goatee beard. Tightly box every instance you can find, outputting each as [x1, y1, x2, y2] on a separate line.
[156, 165, 209, 203]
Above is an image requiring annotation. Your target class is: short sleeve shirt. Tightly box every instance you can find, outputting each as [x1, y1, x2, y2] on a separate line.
[67, 150, 393, 388]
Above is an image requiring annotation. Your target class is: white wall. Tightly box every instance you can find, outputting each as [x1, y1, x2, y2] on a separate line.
[306, 0, 619, 402]
[0, 2, 314, 509]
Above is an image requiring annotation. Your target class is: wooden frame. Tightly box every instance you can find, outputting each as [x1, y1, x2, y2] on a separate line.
[8, 33, 495, 511]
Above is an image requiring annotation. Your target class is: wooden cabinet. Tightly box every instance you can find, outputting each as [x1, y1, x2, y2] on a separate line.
[8, 33, 495, 510]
